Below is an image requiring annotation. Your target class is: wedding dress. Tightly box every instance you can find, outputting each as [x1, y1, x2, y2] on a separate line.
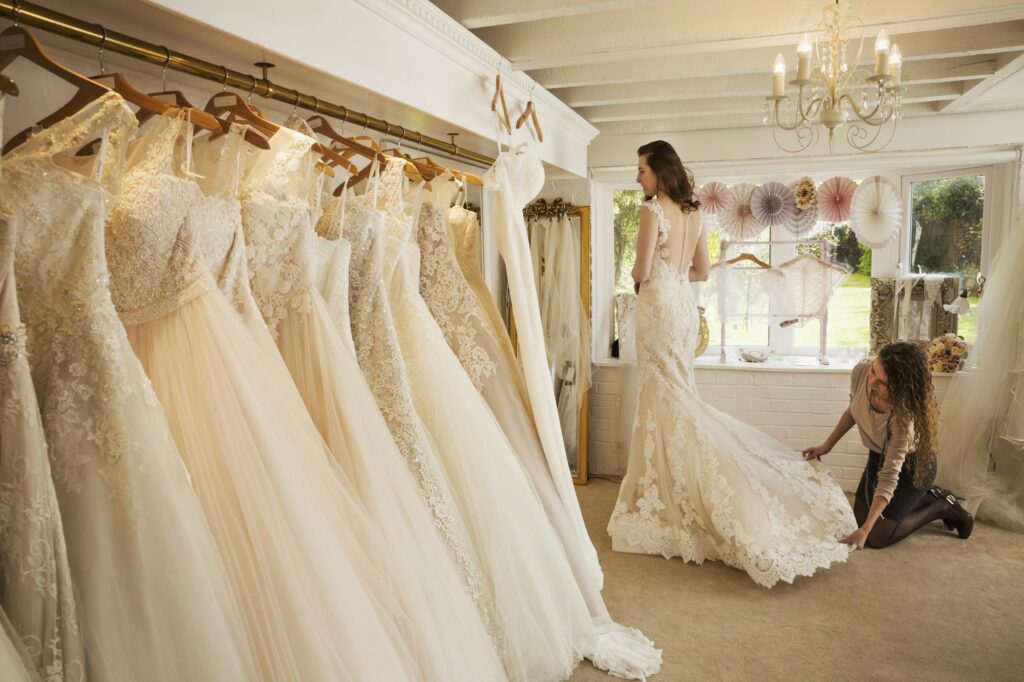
[374, 156, 593, 681]
[312, 193, 355, 350]
[3, 91, 255, 681]
[0, 97, 85, 682]
[608, 200, 856, 588]
[443, 192, 662, 680]
[108, 112, 420, 681]
[239, 125, 504, 681]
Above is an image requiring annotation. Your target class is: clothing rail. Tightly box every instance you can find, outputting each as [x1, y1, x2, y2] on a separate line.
[0, 0, 496, 167]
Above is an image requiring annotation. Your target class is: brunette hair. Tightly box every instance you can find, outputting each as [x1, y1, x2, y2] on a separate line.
[878, 342, 939, 487]
[637, 140, 700, 212]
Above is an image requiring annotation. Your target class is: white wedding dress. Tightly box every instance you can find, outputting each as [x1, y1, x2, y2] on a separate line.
[0, 96, 86, 682]
[608, 200, 856, 588]
[3, 91, 256, 680]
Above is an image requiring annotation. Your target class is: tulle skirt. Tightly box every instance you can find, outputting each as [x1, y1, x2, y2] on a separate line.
[270, 290, 506, 682]
[125, 279, 417, 682]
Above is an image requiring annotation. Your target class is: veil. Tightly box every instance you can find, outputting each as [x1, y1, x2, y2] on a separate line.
[937, 218, 1024, 530]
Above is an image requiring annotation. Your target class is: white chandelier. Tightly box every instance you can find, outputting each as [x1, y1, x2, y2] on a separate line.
[764, 0, 904, 153]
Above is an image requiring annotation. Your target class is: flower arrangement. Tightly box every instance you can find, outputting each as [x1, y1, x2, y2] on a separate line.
[794, 177, 816, 210]
[926, 334, 968, 373]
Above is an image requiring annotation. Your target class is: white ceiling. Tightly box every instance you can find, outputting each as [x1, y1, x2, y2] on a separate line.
[431, 0, 1024, 139]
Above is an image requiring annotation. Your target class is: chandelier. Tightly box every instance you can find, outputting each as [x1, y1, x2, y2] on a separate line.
[764, 0, 904, 153]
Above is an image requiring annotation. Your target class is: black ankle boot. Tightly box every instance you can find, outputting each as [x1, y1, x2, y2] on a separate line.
[940, 494, 974, 539]
[928, 486, 965, 502]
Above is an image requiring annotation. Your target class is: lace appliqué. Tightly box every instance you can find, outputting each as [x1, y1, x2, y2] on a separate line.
[416, 203, 497, 390]
[0, 324, 26, 366]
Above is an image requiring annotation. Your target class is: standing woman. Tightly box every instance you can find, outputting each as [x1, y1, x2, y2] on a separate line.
[608, 140, 856, 588]
[804, 342, 973, 548]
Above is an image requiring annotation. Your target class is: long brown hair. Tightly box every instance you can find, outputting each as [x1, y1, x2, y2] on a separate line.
[878, 342, 938, 486]
[637, 140, 700, 212]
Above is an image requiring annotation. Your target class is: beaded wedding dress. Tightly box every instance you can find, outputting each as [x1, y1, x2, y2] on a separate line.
[374, 157, 592, 681]
[608, 201, 856, 587]
[239, 125, 504, 681]
[0, 97, 85, 682]
[3, 92, 255, 680]
[108, 113, 421, 681]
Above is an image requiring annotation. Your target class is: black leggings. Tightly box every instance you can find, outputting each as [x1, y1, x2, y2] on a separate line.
[853, 451, 941, 549]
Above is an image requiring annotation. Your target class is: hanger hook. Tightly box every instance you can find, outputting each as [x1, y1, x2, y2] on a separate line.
[247, 75, 257, 102]
[160, 46, 171, 91]
[11, 0, 21, 27]
[220, 65, 229, 91]
[290, 87, 300, 115]
[97, 25, 108, 75]
[360, 118, 369, 137]
[311, 96, 319, 117]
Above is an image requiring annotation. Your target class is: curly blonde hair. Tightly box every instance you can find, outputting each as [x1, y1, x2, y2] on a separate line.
[878, 342, 939, 486]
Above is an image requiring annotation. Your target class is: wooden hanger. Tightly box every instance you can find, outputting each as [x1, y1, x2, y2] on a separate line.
[515, 96, 544, 142]
[0, 74, 17, 96]
[304, 114, 358, 174]
[0, 26, 111, 154]
[204, 78, 279, 139]
[726, 252, 772, 269]
[491, 73, 511, 134]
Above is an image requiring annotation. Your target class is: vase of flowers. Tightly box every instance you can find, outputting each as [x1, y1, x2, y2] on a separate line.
[926, 333, 968, 373]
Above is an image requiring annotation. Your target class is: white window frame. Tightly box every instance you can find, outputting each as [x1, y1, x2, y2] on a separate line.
[900, 165, 994, 280]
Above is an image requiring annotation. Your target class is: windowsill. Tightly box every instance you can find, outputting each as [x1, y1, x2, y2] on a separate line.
[594, 354, 958, 378]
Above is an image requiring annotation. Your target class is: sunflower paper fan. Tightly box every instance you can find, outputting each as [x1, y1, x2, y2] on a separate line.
[751, 181, 795, 228]
[787, 180, 819, 236]
[718, 183, 764, 239]
[850, 175, 902, 249]
[696, 181, 728, 215]
[819, 176, 857, 223]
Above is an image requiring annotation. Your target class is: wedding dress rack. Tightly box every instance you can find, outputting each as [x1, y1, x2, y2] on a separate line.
[0, 0, 495, 167]
[715, 238, 838, 365]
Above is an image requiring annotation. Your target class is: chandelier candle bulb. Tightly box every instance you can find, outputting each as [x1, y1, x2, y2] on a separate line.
[773, 53, 786, 97]
[888, 43, 902, 84]
[874, 29, 890, 76]
[796, 33, 812, 81]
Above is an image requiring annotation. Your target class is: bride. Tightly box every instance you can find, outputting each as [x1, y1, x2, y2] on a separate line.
[607, 140, 857, 588]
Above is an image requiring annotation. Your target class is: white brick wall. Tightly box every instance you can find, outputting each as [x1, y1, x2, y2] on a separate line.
[587, 361, 952, 492]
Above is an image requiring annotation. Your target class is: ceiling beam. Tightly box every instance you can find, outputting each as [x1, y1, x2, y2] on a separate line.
[431, 0, 667, 30]
[557, 58, 993, 107]
[488, 3, 1024, 71]
[940, 51, 1024, 112]
[578, 84, 964, 123]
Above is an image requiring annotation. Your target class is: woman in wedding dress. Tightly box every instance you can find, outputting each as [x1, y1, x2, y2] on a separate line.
[608, 140, 856, 588]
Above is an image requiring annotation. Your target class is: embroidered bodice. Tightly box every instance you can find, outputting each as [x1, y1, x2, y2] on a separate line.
[191, 124, 258, 316]
[239, 125, 320, 336]
[106, 114, 209, 326]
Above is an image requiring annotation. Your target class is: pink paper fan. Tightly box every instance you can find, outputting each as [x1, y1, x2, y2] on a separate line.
[850, 175, 902, 249]
[718, 183, 765, 240]
[787, 181, 820, 235]
[819, 176, 858, 223]
[696, 181, 728, 215]
[751, 181, 795, 228]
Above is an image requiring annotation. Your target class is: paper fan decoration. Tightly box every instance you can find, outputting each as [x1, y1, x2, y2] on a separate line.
[696, 181, 728, 214]
[850, 175, 902, 249]
[787, 180, 820, 235]
[794, 177, 816, 210]
[819, 176, 858, 223]
[718, 183, 764, 239]
[751, 181, 795, 228]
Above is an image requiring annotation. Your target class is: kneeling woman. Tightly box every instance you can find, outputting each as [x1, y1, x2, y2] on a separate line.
[804, 342, 973, 549]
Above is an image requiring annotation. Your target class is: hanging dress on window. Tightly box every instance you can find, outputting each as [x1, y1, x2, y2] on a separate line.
[3, 92, 256, 681]
[238, 125, 505, 682]
[608, 200, 857, 587]
[0, 95, 85, 682]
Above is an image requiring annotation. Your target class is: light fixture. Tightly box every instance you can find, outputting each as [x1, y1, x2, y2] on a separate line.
[764, 0, 904, 153]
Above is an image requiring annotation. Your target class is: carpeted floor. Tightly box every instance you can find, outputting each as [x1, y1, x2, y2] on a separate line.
[569, 478, 1024, 682]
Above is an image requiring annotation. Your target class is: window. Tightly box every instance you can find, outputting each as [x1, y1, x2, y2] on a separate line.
[906, 172, 986, 347]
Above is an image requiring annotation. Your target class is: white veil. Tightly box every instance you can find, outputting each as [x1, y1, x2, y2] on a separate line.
[937, 218, 1024, 530]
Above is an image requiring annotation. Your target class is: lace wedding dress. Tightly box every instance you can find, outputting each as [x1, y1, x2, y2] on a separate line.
[608, 201, 856, 588]
[0, 609, 36, 682]
[108, 112, 423, 681]
[312, 193, 355, 350]
[239, 125, 504, 681]
[375, 157, 593, 681]
[3, 92, 256, 680]
[0, 97, 85, 682]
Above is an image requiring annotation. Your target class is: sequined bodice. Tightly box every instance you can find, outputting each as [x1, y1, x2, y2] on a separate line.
[106, 115, 209, 326]
[239, 126, 320, 336]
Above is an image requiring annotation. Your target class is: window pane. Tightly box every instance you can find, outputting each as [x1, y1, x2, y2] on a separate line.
[613, 189, 644, 296]
[794, 224, 872, 350]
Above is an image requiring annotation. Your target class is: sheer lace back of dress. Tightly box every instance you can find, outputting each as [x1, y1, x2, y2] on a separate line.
[643, 200, 701, 284]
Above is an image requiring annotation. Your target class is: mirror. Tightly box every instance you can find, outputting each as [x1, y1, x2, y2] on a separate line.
[510, 200, 591, 484]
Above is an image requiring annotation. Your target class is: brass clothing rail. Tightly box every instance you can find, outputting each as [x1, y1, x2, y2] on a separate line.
[0, 0, 496, 167]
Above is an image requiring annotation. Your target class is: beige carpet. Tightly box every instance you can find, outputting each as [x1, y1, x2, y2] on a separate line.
[569, 479, 1024, 682]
